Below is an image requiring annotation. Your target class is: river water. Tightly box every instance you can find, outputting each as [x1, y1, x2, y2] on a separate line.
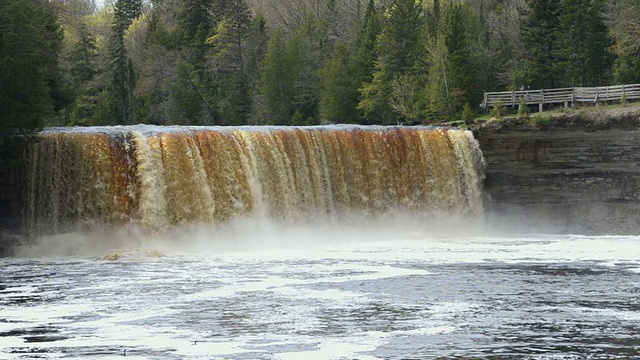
[1, 223, 640, 359]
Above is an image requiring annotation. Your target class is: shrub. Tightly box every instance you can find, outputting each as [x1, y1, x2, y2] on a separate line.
[461, 103, 475, 123]
[517, 100, 530, 119]
[530, 112, 552, 128]
[489, 100, 507, 119]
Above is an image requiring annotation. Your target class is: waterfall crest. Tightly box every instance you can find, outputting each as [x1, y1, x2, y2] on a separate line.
[25, 126, 484, 236]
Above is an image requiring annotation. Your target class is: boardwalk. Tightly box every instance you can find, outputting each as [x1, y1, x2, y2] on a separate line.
[482, 84, 640, 111]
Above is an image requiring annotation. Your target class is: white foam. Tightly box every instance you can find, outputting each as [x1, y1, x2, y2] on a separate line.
[570, 307, 640, 321]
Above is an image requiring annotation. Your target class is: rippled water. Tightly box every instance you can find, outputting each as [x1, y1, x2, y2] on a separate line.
[2, 233, 640, 359]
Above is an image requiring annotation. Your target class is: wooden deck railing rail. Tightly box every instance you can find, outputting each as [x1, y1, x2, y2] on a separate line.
[481, 84, 640, 111]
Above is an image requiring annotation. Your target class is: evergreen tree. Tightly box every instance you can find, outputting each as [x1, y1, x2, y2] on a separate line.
[290, 16, 325, 124]
[320, 0, 381, 124]
[67, 23, 100, 125]
[245, 14, 268, 123]
[352, 0, 382, 97]
[320, 41, 360, 123]
[324, 0, 344, 48]
[0, 0, 64, 138]
[104, 0, 142, 125]
[443, 3, 481, 113]
[520, 0, 561, 89]
[358, 0, 424, 124]
[555, 0, 612, 86]
[259, 29, 296, 124]
[178, 0, 213, 43]
[177, 0, 215, 71]
[206, 0, 253, 125]
[68, 24, 98, 92]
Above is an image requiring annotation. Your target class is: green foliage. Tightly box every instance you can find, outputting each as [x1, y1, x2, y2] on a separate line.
[177, 0, 212, 43]
[376, 0, 424, 74]
[358, 70, 395, 124]
[205, 0, 253, 125]
[613, 50, 640, 84]
[259, 29, 296, 125]
[422, 3, 482, 121]
[530, 112, 552, 128]
[106, 0, 142, 125]
[489, 100, 507, 119]
[290, 16, 325, 123]
[608, 0, 640, 84]
[517, 101, 530, 118]
[20, 0, 640, 129]
[461, 103, 475, 123]
[0, 0, 64, 138]
[520, 0, 561, 89]
[554, 0, 612, 87]
[320, 42, 360, 124]
[358, 0, 424, 125]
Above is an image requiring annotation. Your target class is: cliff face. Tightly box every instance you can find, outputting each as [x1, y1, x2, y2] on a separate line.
[0, 140, 26, 255]
[475, 107, 640, 234]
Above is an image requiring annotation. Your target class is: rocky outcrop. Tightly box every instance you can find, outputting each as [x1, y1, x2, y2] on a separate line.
[474, 107, 640, 234]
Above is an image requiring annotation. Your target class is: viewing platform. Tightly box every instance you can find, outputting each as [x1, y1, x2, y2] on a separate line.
[481, 83, 640, 111]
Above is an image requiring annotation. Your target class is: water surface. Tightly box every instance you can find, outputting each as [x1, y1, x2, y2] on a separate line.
[1, 234, 639, 359]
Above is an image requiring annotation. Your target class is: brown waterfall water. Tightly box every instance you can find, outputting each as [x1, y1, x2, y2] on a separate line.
[24, 126, 484, 236]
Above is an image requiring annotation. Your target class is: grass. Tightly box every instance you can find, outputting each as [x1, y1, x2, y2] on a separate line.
[463, 100, 640, 129]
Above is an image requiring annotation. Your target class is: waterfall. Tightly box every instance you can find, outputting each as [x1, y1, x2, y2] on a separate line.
[24, 125, 484, 236]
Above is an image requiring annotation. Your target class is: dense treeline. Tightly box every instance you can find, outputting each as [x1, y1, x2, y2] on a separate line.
[2, 0, 640, 131]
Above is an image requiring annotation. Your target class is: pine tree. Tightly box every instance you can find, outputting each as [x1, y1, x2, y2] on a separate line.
[353, 0, 382, 92]
[320, 0, 380, 124]
[67, 23, 100, 125]
[259, 29, 296, 124]
[106, 0, 142, 125]
[289, 16, 325, 124]
[177, 0, 213, 43]
[358, 0, 424, 124]
[324, 0, 344, 49]
[443, 3, 480, 113]
[206, 0, 253, 125]
[520, 0, 561, 89]
[320, 41, 360, 123]
[0, 0, 64, 136]
[68, 24, 98, 92]
[555, 0, 612, 86]
[245, 14, 268, 123]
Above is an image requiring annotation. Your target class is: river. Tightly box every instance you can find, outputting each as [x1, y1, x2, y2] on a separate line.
[2, 223, 639, 359]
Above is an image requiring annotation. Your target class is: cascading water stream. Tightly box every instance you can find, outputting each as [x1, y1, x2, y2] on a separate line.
[24, 125, 484, 236]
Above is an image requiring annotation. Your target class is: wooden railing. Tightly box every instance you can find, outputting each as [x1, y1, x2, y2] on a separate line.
[481, 83, 640, 110]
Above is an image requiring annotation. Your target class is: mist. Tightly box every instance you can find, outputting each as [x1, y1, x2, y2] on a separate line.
[12, 211, 560, 259]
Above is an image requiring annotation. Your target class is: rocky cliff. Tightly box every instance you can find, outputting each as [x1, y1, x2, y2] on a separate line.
[474, 107, 640, 234]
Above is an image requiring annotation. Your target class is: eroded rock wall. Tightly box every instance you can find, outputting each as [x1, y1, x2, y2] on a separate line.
[475, 108, 640, 234]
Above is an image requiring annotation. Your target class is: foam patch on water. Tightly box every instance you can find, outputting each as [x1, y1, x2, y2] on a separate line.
[275, 335, 385, 360]
[570, 307, 640, 321]
[181, 263, 431, 301]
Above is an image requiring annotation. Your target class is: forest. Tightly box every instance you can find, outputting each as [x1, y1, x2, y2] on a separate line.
[1, 0, 640, 134]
